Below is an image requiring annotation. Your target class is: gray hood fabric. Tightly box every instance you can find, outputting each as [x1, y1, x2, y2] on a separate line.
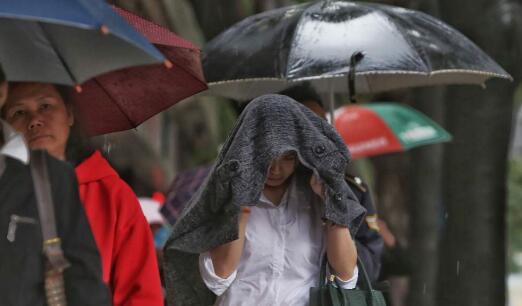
[163, 94, 366, 306]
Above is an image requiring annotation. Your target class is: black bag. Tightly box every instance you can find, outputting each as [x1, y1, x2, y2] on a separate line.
[309, 257, 386, 306]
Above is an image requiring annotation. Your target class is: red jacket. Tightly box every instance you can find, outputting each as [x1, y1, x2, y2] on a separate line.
[75, 151, 163, 306]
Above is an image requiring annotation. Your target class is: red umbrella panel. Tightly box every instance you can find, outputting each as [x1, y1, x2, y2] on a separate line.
[334, 103, 452, 159]
[72, 7, 207, 136]
[335, 105, 402, 159]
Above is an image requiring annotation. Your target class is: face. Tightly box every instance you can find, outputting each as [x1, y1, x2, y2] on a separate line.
[302, 100, 326, 119]
[265, 151, 297, 187]
[3, 83, 73, 160]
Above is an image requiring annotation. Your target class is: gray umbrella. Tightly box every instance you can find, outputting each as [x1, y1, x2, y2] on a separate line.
[0, 0, 166, 86]
[203, 0, 512, 102]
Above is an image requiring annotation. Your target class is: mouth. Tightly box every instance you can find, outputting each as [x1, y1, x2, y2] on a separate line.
[28, 135, 52, 144]
[267, 176, 282, 181]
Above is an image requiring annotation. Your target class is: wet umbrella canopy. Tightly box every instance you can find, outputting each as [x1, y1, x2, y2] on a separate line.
[71, 7, 207, 136]
[0, 0, 166, 86]
[203, 0, 511, 101]
[334, 103, 452, 159]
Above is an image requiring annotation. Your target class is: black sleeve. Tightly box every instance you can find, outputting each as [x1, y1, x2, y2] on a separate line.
[46, 154, 111, 306]
[354, 186, 384, 284]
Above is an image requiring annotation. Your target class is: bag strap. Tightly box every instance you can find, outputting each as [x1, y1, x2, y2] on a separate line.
[319, 254, 376, 306]
[356, 257, 375, 293]
[30, 150, 70, 271]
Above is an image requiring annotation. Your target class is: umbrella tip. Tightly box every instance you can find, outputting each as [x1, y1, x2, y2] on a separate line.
[75, 85, 83, 93]
[164, 60, 173, 69]
[100, 25, 110, 35]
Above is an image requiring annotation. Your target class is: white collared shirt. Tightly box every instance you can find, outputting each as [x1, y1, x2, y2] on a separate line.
[0, 120, 29, 176]
[199, 177, 358, 306]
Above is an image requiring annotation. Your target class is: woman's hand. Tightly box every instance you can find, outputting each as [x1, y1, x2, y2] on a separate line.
[209, 207, 251, 279]
[310, 175, 357, 279]
[310, 174, 326, 201]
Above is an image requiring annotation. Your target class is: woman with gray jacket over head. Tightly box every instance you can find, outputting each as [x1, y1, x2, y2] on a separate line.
[164, 94, 366, 306]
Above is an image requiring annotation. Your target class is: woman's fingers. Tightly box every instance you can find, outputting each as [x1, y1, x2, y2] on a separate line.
[310, 174, 325, 200]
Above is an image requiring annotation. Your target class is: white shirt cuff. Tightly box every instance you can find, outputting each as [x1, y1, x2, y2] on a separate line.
[335, 266, 359, 289]
[198, 252, 237, 296]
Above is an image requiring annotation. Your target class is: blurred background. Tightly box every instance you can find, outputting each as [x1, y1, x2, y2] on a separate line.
[99, 1, 522, 305]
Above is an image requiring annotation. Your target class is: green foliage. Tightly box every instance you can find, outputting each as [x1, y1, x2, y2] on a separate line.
[508, 159, 522, 272]
[240, 0, 255, 15]
[514, 82, 522, 109]
[217, 101, 239, 144]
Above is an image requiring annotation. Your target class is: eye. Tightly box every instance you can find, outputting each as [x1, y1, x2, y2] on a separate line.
[40, 103, 51, 110]
[282, 153, 296, 161]
[10, 109, 26, 118]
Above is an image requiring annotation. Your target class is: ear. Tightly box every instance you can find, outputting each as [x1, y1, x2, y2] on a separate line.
[67, 107, 74, 127]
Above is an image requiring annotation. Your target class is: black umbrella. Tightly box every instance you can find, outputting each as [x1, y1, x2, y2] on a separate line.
[203, 0, 511, 102]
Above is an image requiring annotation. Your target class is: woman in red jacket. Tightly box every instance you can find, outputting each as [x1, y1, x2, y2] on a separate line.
[2, 82, 164, 306]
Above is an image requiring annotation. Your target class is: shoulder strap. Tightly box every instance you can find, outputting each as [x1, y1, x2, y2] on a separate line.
[30, 150, 70, 271]
[319, 254, 375, 291]
[345, 174, 367, 193]
[0, 155, 5, 179]
[319, 255, 378, 306]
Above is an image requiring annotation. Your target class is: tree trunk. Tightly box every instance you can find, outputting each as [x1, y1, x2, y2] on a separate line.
[438, 82, 513, 306]
[189, 0, 249, 41]
[437, 1, 522, 305]
[407, 87, 445, 306]
[406, 0, 445, 305]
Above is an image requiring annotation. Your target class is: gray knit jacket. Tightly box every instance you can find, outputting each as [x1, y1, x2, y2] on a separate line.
[163, 94, 366, 306]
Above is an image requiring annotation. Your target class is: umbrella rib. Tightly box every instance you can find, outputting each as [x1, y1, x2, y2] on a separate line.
[93, 77, 137, 128]
[167, 49, 208, 84]
[206, 68, 512, 85]
[37, 22, 78, 84]
[75, 0, 146, 52]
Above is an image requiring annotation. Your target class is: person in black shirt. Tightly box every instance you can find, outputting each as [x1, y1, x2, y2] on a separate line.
[0, 66, 110, 306]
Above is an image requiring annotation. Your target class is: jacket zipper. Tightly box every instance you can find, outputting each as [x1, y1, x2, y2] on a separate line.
[7, 215, 38, 242]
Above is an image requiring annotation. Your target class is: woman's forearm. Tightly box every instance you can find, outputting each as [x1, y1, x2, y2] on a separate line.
[326, 223, 357, 281]
[209, 209, 250, 278]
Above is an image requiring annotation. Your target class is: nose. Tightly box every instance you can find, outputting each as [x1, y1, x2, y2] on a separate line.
[269, 160, 281, 175]
[28, 113, 43, 130]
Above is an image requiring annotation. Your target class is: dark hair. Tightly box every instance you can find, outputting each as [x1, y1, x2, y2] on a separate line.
[279, 83, 324, 108]
[0, 64, 5, 83]
[66, 128, 97, 166]
[55, 85, 74, 107]
[56, 86, 98, 165]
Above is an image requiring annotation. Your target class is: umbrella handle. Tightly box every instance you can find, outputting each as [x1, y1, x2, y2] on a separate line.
[348, 52, 364, 103]
[328, 83, 335, 125]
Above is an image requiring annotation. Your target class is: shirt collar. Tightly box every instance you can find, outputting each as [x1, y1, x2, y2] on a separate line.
[1, 119, 29, 164]
[259, 176, 296, 208]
